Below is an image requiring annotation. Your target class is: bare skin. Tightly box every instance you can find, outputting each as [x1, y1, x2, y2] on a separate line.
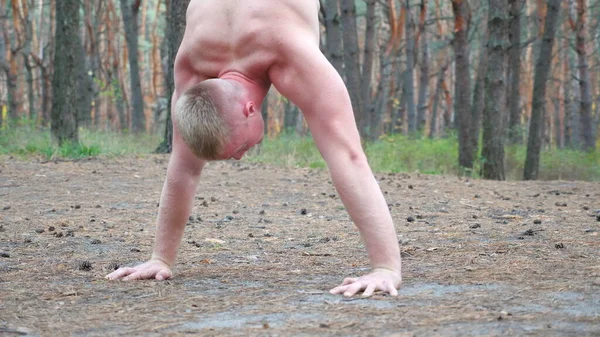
[106, 0, 402, 297]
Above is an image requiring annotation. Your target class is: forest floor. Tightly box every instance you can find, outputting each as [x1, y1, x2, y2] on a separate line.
[0, 156, 599, 336]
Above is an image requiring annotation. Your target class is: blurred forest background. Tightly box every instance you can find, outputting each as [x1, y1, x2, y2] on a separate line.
[0, 0, 598, 180]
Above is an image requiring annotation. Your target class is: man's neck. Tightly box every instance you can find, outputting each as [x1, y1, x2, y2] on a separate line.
[220, 72, 269, 106]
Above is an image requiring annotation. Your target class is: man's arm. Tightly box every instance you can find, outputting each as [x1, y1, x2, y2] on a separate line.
[268, 39, 402, 296]
[106, 92, 206, 281]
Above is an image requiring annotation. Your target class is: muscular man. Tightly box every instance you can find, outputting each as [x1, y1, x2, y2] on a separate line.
[107, 0, 402, 297]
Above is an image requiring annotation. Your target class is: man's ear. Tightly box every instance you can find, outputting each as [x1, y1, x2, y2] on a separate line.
[245, 102, 256, 117]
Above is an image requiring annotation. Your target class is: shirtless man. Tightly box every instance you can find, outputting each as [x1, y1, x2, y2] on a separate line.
[106, 0, 402, 297]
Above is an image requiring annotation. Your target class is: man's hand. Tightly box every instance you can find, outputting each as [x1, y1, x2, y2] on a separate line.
[105, 258, 172, 281]
[330, 268, 402, 297]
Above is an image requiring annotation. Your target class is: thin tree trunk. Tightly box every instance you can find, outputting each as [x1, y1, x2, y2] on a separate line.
[481, 0, 509, 180]
[340, 0, 365, 138]
[575, 0, 595, 151]
[404, 0, 417, 133]
[507, 0, 523, 144]
[120, 0, 146, 133]
[553, 91, 563, 148]
[361, 0, 377, 136]
[51, 0, 82, 145]
[21, 3, 36, 122]
[85, 0, 104, 128]
[563, 33, 574, 148]
[155, 0, 190, 153]
[416, 0, 429, 133]
[430, 63, 449, 139]
[451, 0, 473, 170]
[1, 0, 20, 124]
[0, 18, 5, 129]
[284, 100, 300, 131]
[470, 28, 488, 162]
[324, 0, 344, 76]
[524, 0, 561, 180]
[75, 30, 93, 127]
[373, 53, 393, 140]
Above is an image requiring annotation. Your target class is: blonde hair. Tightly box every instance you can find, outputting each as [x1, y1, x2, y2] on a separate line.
[173, 82, 230, 159]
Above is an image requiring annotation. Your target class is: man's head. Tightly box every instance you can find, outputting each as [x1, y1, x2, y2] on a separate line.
[174, 79, 264, 160]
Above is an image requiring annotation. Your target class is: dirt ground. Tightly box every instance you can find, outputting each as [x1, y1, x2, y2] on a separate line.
[0, 155, 599, 336]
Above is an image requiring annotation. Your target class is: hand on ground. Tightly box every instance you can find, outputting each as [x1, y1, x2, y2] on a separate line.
[330, 268, 402, 297]
[105, 258, 172, 281]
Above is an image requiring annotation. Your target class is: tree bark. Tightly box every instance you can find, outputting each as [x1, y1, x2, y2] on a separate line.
[470, 26, 488, 162]
[155, 0, 190, 153]
[51, 0, 82, 145]
[120, 0, 146, 133]
[284, 99, 300, 131]
[0, 0, 20, 124]
[481, 0, 509, 180]
[340, 0, 365, 138]
[404, 0, 417, 133]
[563, 33, 575, 148]
[451, 0, 473, 171]
[524, 0, 561, 180]
[575, 0, 595, 151]
[323, 0, 344, 76]
[0, 20, 4, 129]
[430, 63, 449, 139]
[416, 0, 429, 133]
[507, 0, 523, 144]
[361, 0, 377, 136]
[75, 28, 93, 127]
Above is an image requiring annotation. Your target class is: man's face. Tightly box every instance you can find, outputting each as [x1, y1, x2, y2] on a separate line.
[219, 113, 264, 161]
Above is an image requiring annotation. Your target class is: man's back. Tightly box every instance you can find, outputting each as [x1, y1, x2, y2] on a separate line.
[176, 0, 320, 87]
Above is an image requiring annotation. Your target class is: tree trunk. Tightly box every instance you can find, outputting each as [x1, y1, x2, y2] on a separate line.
[416, 0, 429, 133]
[0, 0, 20, 124]
[120, 0, 146, 133]
[85, 0, 104, 128]
[323, 0, 344, 76]
[0, 25, 4, 129]
[340, 0, 365, 138]
[451, 0, 473, 170]
[155, 0, 190, 153]
[404, 0, 417, 133]
[75, 35, 93, 127]
[481, 0, 509, 180]
[361, 0, 377, 137]
[51, 0, 82, 145]
[575, 0, 595, 151]
[470, 28, 488, 162]
[507, 0, 523, 144]
[284, 100, 300, 131]
[261, 94, 269, 136]
[524, 0, 561, 180]
[429, 64, 448, 139]
[563, 35, 574, 148]
[21, 6, 36, 122]
[373, 52, 393, 140]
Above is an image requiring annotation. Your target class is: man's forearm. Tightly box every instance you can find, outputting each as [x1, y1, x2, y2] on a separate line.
[328, 157, 402, 273]
[151, 162, 203, 267]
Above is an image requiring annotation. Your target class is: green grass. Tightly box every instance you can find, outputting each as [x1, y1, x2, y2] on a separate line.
[1, 124, 598, 181]
[0, 123, 161, 160]
[248, 133, 600, 181]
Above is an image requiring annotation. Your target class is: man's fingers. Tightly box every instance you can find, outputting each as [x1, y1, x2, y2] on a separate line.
[343, 282, 365, 297]
[156, 270, 172, 281]
[361, 283, 377, 298]
[341, 277, 358, 286]
[106, 267, 136, 280]
[124, 268, 159, 281]
[386, 281, 399, 297]
[329, 284, 349, 295]
[330, 278, 358, 294]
